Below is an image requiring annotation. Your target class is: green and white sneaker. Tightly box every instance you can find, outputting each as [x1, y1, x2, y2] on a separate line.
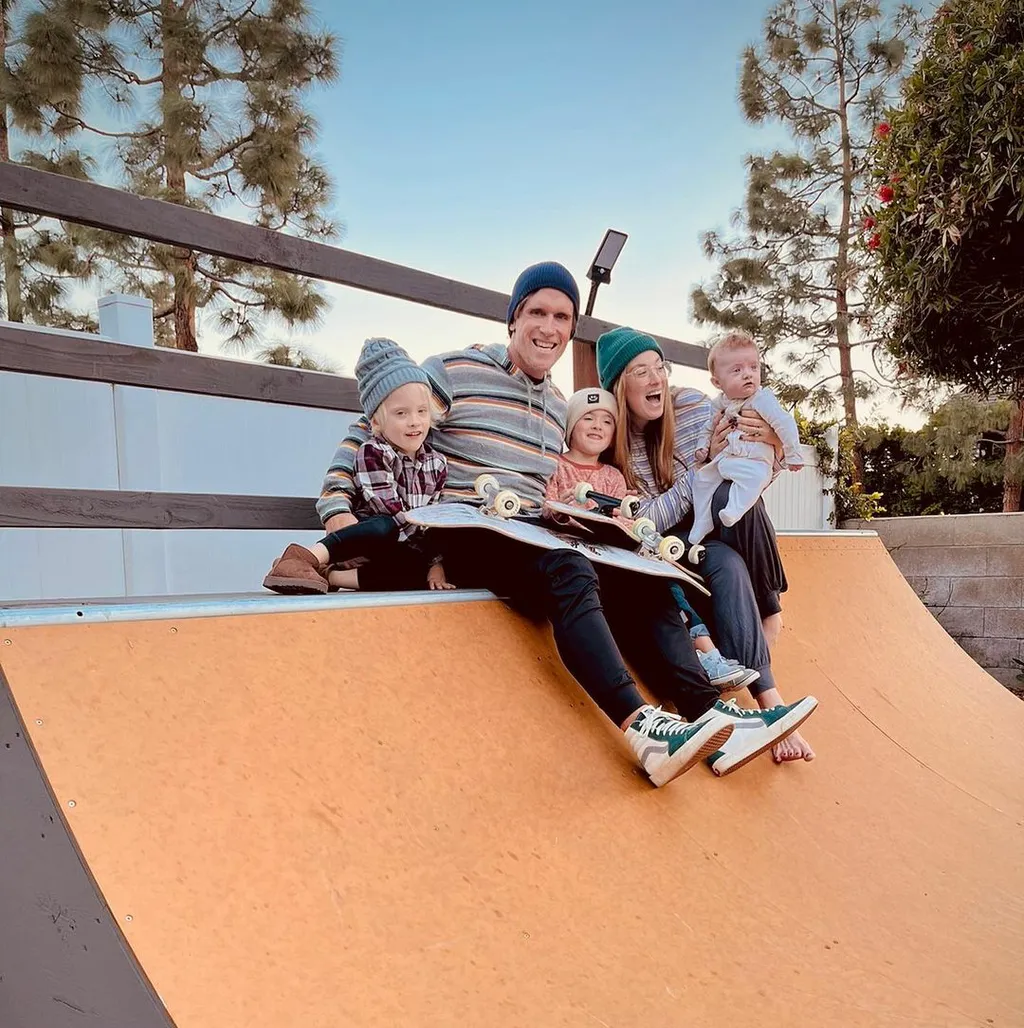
[695, 697, 818, 777]
[625, 705, 735, 788]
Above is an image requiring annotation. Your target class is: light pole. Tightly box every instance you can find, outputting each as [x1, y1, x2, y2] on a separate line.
[574, 229, 628, 389]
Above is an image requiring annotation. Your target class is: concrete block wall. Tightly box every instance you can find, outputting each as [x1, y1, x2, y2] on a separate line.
[844, 513, 1024, 693]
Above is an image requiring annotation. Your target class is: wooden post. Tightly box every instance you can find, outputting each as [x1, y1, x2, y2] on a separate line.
[572, 340, 599, 390]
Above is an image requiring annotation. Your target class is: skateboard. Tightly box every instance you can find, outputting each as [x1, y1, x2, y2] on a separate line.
[571, 482, 706, 567]
[403, 482, 709, 592]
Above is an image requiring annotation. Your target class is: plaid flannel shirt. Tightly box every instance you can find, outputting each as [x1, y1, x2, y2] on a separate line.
[353, 436, 447, 542]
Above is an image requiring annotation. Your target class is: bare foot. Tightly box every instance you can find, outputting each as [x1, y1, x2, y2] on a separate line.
[762, 612, 783, 650]
[772, 729, 816, 763]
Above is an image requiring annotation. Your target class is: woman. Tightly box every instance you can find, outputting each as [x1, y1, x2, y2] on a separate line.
[595, 327, 814, 763]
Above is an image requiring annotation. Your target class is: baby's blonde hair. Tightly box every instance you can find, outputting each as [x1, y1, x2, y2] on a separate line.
[369, 381, 435, 435]
[706, 330, 759, 376]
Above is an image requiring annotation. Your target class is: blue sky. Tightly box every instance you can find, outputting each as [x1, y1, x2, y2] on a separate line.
[281, 0, 788, 396]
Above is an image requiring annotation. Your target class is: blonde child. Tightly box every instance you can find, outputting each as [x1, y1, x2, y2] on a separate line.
[263, 338, 453, 595]
[689, 332, 804, 548]
[548, 388, 759, 692]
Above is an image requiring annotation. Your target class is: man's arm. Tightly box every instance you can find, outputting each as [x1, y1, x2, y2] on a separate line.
[316, 416, 372, 528]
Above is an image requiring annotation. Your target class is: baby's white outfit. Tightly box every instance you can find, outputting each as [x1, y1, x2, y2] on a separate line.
[689, 387, 803, 546]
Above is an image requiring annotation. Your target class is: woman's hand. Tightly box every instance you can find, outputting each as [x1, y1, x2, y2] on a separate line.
[709, 409, 782, 459]
[736, 409, 782, 452]
[707, 412, 729, 460]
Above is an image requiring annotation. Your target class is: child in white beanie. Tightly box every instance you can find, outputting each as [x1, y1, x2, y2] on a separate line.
[547, 388, 759, 693]
[263, 338, 452, 595]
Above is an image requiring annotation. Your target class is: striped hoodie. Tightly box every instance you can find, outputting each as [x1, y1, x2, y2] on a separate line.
[317, 342, 567, 524]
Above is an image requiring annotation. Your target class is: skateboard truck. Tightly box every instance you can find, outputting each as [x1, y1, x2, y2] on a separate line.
[573, 482, 642, 520]
[631, 519, 687, 563]
[474, 474, 522, 518]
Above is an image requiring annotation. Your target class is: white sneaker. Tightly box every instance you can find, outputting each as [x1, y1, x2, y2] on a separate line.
[694, 697, 819, 777]
[625, 705, 735, 788]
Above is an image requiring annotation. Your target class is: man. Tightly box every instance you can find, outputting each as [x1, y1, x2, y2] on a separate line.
[317, 262, 817, 788]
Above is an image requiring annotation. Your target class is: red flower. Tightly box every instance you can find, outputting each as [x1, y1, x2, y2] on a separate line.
[867, 233, 881, 250]
[876, 122, 892, 138]
[878, 185, 895, 203]
[863, 215, 876, 230]
[963, 43, 974, 53]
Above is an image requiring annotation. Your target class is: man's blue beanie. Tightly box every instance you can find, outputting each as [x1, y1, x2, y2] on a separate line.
[596, 327, 663, 391]
[506, 261, 580, 328]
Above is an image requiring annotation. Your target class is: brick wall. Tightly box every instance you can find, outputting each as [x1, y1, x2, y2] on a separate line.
[844, 513, 1024, 694]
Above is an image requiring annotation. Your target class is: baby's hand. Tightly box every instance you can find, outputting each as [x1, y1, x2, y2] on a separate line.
[427, 563, 456, 590]
[694, 447, 709, 465]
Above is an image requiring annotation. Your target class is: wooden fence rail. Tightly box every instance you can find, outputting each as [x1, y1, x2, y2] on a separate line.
[0, 487, 321, 531]
[0, 163, 706, 366]
[0, 323, 360, 411]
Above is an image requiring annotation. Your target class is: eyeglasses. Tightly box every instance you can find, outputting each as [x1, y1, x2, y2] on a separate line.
[625, 360, 672, 382]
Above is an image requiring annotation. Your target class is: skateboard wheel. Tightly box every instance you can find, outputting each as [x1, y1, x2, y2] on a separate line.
[632, 518, 657, 545]
[475, 473, 500, 499]
[620, 495, 641, 519]
[573, 481, 594, 504]
[687, 543, 705, 565]
[493, 489, 521, 517]
[659, 536, 686, 563]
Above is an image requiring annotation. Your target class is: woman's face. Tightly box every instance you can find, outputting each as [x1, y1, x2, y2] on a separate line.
[621, 350, 669, 425]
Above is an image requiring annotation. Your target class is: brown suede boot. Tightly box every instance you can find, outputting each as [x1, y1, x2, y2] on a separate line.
[263, 544, 329, 595]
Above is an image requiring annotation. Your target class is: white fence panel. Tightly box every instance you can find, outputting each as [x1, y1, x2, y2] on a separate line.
[1, 300, 832, 601]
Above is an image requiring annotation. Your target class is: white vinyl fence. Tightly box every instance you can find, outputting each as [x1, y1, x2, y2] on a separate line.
[0, 298, 833, 601]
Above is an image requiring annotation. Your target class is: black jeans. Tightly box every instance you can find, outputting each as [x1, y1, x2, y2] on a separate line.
[439, 530, 720, 726]
[321, 516, 435, 591]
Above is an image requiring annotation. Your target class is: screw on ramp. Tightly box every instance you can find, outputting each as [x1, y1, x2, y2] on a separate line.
[0, 534, 1021, 1027]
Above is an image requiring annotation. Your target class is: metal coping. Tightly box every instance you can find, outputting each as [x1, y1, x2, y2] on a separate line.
[0, 530, 878, 629]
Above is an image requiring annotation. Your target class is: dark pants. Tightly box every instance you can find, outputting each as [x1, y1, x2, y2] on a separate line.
[439, 530, 720, 727]
[321, 516, 435, 591]
[669, 482, 788, 697]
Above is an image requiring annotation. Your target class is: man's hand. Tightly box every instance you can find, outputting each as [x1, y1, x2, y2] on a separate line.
[323, 512, 358, 534]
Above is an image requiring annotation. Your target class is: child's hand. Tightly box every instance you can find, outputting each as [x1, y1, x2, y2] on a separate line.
[427, 563, 456, 590]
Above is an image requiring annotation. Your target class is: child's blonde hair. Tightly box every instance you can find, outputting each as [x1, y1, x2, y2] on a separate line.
[706, 330, 759, 376]
[369, 381, 436, 436]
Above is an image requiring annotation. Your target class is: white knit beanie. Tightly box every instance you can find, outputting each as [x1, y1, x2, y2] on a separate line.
[565, 387, 618, 441]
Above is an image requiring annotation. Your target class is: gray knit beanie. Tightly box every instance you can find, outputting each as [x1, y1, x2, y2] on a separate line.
[355, 337, 431, 418]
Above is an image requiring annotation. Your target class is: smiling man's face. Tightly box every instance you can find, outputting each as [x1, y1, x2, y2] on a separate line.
[507, 288, 574, 379]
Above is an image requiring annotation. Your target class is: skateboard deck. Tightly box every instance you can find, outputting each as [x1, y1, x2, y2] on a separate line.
[543, 501, 708, 592]
[405, 503, 709, 592]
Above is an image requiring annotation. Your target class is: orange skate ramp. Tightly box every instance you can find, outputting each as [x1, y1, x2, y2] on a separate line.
[0, 534, 1022, 1028]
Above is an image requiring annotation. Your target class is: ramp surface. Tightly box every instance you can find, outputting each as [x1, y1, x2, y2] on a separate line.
[1, 535, 1022, 1027]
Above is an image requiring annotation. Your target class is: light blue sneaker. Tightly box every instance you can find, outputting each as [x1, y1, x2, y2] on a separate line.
[694, 697, 818, 777]
[625, 705, 735, 788]
[697, 648, 757, 690]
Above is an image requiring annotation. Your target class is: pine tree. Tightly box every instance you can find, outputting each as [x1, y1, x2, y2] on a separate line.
[690, 0, 920, 481]
[19, 0, 339, 351]
[867, 0, 1024, 511]
[0, 0, 99, 330]
[258, 342, 335, 372]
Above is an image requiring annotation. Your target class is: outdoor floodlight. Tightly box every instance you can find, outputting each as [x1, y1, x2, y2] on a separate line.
[588, 229, 628, 285]
[584, 229, 628, 316]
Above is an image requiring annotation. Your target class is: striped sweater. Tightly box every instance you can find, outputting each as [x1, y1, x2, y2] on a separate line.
[317, 343, 567, 524]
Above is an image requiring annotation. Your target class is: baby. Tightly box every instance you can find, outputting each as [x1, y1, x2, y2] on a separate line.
[689, 331, 803, 547]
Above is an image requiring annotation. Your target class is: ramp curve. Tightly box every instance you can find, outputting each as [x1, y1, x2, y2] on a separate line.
[1, 534, 1021, 1027]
